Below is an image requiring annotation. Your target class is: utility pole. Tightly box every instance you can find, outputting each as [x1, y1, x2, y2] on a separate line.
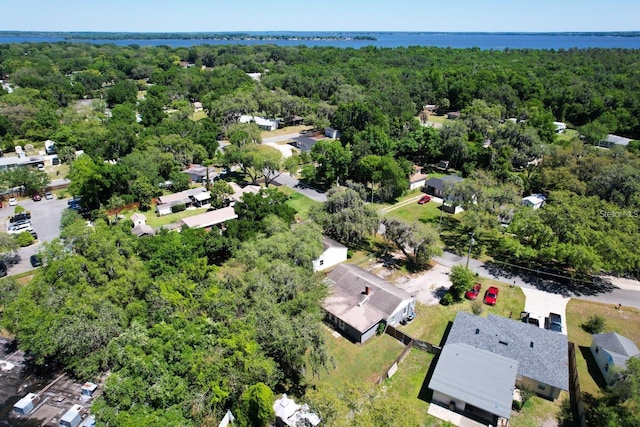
[466, 232, 475, 268]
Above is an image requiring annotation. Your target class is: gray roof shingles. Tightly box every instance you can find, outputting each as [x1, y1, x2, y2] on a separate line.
[592, 332, 640, 367]
[446, 312, 569, 391]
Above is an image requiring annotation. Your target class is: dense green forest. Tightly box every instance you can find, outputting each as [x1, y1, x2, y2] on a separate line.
[1, 41, 640, 425]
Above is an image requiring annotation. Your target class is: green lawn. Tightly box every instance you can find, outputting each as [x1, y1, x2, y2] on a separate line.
[192, 110, 207, 121]
[308, 328, 405, 392]
[565, 299, 640, 397]
[398, 280, 526, 345]
[510, 393, 568, 427]
[276, 186, 321, 221]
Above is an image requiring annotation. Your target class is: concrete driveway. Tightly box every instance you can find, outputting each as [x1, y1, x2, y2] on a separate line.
[2, 195, 69, 276]
[272, 172, 327, 202]
[522, 288, 570, 335]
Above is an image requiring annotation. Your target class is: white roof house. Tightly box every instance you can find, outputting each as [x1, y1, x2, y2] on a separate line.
[239, 114, 279, 131]
[553, 121, 567, 133]
[13, 393, 39, 415]
[273, 394, 320, 427]
[522, 194, 547, 210]
[180, 206, 238, 229]
[60, 404, 83, 427]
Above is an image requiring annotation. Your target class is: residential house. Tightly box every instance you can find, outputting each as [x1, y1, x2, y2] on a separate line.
[423, 175, 465, 213]
[192, 101, 203, 112]
[313, 236, 348, 272]
[227, 182, 261, 206]
[131, 213, 147, 226]
[183, 164, 219, 184]
[180, 206, 238, 230]
[429, 343, 517, 426]
[408, 165, 428, 190]
[131, 224, 155, 237]
[239, 114, 279, 131]
[60, 404, 84, 427]
[599, 134, 633, 148]
[0, 154, 45, 171]
[324, 127, 341, 139]
[437, 312, 569, 400]
[283, 115, 304, 126]
[521, 194, 546, 210]
[155, 188, 211, 216]
[553, 121, 567, 134]
[590, 332, 640, 385]
[323, 264, 416, 343]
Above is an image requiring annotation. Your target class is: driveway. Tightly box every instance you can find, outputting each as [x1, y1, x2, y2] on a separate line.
[2, 195, 69, 276]
[522, 288, 570, 335]
[272, 172, 327, 203]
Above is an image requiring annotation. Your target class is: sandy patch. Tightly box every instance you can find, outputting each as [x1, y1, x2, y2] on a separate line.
[393, 263, 453, 305]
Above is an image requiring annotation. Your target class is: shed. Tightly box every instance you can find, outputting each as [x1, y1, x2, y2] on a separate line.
[13, 393, 39, 415]
[313, 236, 348, 272]
[81, 382, 98, 396]
[60, 404, 83, 427]
[324, 127, 341, 139]
[408, 166, 428, 190]
[130, 213, 146, 226]
[521, 194, 546, 210]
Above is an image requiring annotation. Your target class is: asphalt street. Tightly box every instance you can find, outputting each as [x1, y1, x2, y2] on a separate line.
[273, 172, 327, 202]
[2, 195, 69, 276]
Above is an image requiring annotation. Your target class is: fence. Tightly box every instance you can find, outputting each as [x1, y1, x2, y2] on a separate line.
[568, 342, 586, 427]
[376, 325, 441, 384]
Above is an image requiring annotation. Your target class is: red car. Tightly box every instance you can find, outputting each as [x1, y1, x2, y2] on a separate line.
[483, 286, 499, 305]
[418, 195, 431, 204]
[465, 283, 482, 300]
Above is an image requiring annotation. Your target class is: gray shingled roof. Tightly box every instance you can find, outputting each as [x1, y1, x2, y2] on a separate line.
[324, 264, 413, 332]
[592, 332, 640, 368]
[430, 343, 517, 420]
[446, 312, 569, 391]
[424, 175, 464, 191]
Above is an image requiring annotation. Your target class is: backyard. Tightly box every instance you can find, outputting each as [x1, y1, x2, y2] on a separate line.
[565, 299, 640, 396]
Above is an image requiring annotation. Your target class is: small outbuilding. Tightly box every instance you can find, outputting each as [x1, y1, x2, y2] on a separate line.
[13, 393, 39, 415]
[590, 332, 640, 385]
[521, 194, 547, 210]
[312, 236, 348, 272]
[81, 382, 98, 397]
[60, 404, 83, 427]
[408, 166, 428, 190]
[324, 127, 341, 139]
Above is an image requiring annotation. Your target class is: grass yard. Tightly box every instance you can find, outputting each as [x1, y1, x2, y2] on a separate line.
[276, 186, 321, 221]
[192, 110, 207, 121]
[398, 280, 526, 345]
[565, 299, 640, 396]
[384, 196, 446, 227]
[510, 392, 568, 427]
[308, 328, 405, 392]
[424, 114, 449, 125]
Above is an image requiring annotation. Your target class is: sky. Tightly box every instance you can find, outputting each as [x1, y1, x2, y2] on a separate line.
[2, 0, 640, 33]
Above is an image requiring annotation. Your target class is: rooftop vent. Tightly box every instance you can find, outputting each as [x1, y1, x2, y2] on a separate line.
[475, 328, 480, 335]
[499, 340, 509, 346]
[358, 296, 369, 307]
[530, 341, 534, 348]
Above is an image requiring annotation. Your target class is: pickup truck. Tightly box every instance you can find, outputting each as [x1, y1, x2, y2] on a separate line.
[545, 313, 563, 333]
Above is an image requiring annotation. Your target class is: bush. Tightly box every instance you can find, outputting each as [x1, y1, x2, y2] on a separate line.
[377, 321, 387, 335]
[582, 315, 606, 334]
[171, 203, 186, 213]
[14, 205, 25, 214]
[471, 299, 484, 315]
[14, 232, 34, 247]
[448, 265, 475, 302]
[440, 293, 454, 306]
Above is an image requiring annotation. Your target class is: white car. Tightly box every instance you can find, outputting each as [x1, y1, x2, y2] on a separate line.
[8, 198, 17, 206]
[522, 311, 544, 328]
[7, 222, 33, 234]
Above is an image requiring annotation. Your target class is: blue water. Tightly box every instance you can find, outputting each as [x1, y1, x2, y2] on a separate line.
[1, 32, 640, 50]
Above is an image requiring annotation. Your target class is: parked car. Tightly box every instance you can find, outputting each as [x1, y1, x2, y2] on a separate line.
[32, 193, 41, 201]
[483, 286, 499, 305]
[10, 212, 31, 223]
[465, 282, 482, 300]
[8, 198, 17, 206]
[30, 254, 43, 267]
[0, 260, 7, 277]
[7, 222, 33, 234]
[44, 191, 53, 200]
[418, 194, 431, 204]
[545, 313, 563, 333]
[521, 311, 543, 328]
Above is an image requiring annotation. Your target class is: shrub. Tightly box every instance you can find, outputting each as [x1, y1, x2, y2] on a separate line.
[171, 203, 186, 213]
[471, 299, 484, 315]
[582, 315, 606, 334]
[14, 232, 34, 247]
[377, 321, 387, 335]
[448, 265, 475, 302]
[14, 205, 25, 214]
[440, 293, 454, 306]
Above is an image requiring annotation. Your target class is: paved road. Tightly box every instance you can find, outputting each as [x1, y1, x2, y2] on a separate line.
[273, 172, 327, 203]
[262, 132, 302, 145]
[2, 195, 69, 276]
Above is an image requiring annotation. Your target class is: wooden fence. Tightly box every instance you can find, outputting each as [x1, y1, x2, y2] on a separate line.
[376, 324, 441, 384]
[568, 342, 586, 427]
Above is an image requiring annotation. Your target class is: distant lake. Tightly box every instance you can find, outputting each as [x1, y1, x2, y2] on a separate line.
[1, 32, 640, 50]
